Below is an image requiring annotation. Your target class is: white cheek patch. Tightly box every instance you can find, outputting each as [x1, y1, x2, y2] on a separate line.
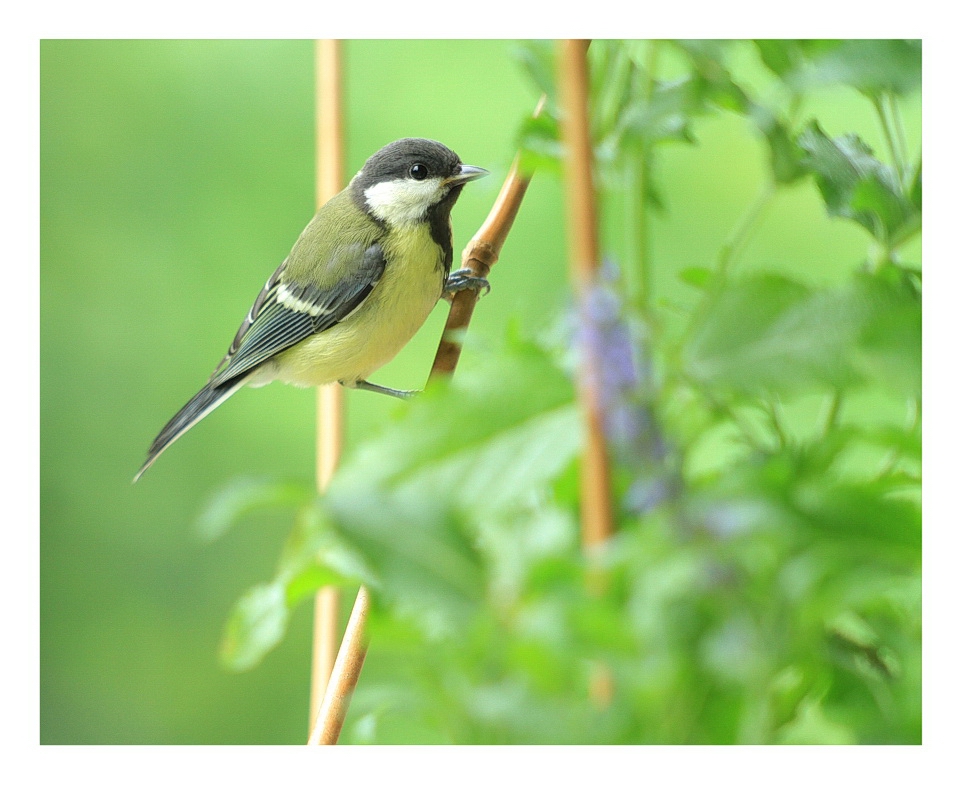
[364, 178, 445, 226]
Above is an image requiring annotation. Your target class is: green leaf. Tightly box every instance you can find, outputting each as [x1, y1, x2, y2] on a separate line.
[791, 478, 922, 557]
[590, 40, 641, 144]
[856, 297, 921, 396]
[752, 40, 843, 80]
[619, 77, 702, 146]
[516, 112, 563, 176]
[792, 39, 921, 98]
[196, 476, 313, 542]
[849, 266, 921, 395]
[753, 40, 807, 78]
[322, 343, 580, 628]
[512, 40, 557, 105]
[849, 172, 913, 241]
[219, 582, 289, 672]
[797, 122, 917, 242]
[759, 117, 807, 185]
[854, 426, 921, 464]
[684, 271, 921, 396]
[776, 696, 857, 744]
[909, 162, 922, 212]
[670, 40, 753, 114]
[683, 274, 835, 393]
[679, 266, 713, 290]
[329, 346, 576, 497]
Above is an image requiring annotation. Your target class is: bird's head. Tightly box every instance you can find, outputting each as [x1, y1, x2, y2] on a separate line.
[353, 138, 488, 227]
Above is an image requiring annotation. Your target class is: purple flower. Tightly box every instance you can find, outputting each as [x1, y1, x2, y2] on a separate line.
[574, 261, 675, 515]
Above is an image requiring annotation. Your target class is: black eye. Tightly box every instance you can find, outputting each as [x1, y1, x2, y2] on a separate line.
[409, 163, 429, 180]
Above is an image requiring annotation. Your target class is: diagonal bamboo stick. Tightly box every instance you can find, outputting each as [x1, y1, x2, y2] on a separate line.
[307, 585, 370, 745]
[430, 96, 546, 381]
[308, 38, 346, 732]
[307, 96, 547, 746]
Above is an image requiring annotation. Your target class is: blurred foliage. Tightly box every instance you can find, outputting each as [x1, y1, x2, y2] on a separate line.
[205, 40, 921, 743]
[42, 40, 921, 744]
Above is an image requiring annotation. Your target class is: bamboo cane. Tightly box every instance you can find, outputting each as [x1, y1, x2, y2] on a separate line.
[557, 38, 614, 549]
[430, 96, 546, 382]
[307, 96, 547, 746]
[557, 38, 615, 704]
[308, 38, 346, 731]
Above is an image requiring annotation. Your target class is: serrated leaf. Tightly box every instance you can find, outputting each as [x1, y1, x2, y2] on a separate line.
[797, 122, 917, 242]
[849, 172, 913, 241]
[760, 118, 807, 185]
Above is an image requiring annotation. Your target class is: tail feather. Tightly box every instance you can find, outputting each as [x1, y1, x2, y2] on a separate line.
[134, 377, 247, 482]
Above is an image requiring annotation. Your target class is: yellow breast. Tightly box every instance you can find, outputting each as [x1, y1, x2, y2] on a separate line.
[273, 222, 445, 388]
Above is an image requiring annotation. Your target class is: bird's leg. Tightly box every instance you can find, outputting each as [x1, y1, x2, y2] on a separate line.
[443, 268, 491, 302]
[344, 379, 419, 399]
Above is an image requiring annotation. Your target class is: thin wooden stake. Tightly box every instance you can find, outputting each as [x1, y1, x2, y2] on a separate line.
[307, 586, 370, 745]
[308, 38, 346, 732]
[557, 39, 614, 550]
[308, 95, 547, 746]
[558, 38, 616, 706]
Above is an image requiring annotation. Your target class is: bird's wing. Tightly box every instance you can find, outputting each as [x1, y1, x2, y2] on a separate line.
[209, 241, 386, 385]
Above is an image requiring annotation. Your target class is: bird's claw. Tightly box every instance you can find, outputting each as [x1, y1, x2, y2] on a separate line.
[443, 268, 491, 301]
[345, 379, 419, 399]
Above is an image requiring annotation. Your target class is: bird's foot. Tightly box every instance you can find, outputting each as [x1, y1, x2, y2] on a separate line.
[345, 379, 419, 400]
[443, 268, 491, 301]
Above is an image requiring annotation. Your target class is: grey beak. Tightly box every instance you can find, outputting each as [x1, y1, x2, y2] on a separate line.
[446, 164, 489, 185]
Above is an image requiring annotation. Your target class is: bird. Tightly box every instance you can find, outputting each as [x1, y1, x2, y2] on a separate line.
[135, 138, 489, 481]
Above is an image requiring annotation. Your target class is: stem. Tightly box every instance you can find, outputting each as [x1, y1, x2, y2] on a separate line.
[819, 388, 843, 440]
[700, 387, 769, 453]
[875, 394, 921, 480]
[716, 180, 776, 280]
[873, 94, 906, 187]
[764, 397, 789, 450]
[624, 41, 660, 315]
[624, 152, 649, 313]
[888, 93, 911, 186]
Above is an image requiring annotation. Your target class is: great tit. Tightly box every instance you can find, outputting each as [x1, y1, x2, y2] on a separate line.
[135, 138, 488, 481]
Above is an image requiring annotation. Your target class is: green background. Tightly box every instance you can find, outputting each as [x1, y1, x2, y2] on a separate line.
[40, 40, 920, 744]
